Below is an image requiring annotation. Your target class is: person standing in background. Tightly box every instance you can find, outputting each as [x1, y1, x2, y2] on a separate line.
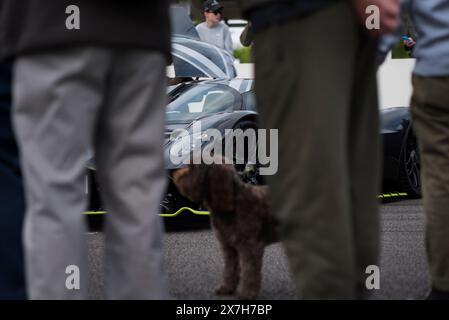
[196, 0, 233, 55]
[403, 0, 449, 300]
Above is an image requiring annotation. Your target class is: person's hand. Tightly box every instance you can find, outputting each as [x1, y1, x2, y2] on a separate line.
[351, 0, 401, 38]
[403, 36, 416, 48]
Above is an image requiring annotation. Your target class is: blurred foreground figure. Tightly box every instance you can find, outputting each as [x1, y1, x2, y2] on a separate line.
[0, 62, 26, 300]
[403, 0, 449, 300]
[240, 22, 254, 47]
[0, 0, 171, 299]
[238, 0, 400, 299]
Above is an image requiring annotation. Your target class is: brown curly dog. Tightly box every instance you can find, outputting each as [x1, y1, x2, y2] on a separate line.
[172, 160, 278, 300]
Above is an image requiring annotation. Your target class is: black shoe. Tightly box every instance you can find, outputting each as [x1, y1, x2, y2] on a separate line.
[425, 289, 449, 300]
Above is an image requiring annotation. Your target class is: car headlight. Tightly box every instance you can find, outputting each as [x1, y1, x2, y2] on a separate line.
[170, 131, 209, 158]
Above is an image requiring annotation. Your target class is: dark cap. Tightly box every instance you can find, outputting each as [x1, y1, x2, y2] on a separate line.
[203, 0, 224, 12]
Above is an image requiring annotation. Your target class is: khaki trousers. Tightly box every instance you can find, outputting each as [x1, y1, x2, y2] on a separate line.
[411, 75, 449, 292]
[254, 1, 381, 299]
[13, 48, 169, 299]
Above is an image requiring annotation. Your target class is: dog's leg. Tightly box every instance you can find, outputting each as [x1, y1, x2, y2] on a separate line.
[237, 244, 264, 300]
[214, 232, 240, 295]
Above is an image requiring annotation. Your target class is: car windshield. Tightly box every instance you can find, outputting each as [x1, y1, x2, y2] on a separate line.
[166, 83, 240, 123]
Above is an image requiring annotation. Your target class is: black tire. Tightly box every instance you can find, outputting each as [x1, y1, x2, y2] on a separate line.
[398, 125, 421, 198]
[230, 120, 262, 185]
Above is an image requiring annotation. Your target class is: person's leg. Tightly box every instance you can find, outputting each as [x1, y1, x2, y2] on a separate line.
[347, 34, 381, 299]
[411, 76, 449, 293]
[94, 50, 169, 299]
[0, 63, 26, 300]
[254, 1, 363, 299]
[13, 48, 109, 299]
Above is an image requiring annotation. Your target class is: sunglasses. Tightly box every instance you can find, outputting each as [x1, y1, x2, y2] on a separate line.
[207, 9, 222, 15]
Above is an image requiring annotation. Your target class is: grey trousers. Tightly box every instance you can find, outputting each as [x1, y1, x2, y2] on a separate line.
[13, 48, 169, 299]
[253, 1, 381, 299]
[411, 76, 449, 292]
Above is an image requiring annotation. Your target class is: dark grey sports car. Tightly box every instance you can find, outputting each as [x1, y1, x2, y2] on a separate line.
[86, 78, 421, 222]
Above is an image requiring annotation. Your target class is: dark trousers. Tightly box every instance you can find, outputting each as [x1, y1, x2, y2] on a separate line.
[253, 1, 380, 299]
[0, 62, 26, 299]
[411, 75, 449, 292]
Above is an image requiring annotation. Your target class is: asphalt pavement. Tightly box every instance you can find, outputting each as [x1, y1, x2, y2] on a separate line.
[87, 199, 429, 300]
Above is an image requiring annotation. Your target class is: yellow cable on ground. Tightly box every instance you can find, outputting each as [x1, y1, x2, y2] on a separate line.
[83, 207, 210, 217]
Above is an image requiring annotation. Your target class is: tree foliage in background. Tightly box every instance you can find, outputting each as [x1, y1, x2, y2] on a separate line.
[392, 42, 413, 59]
[392, 13, 417, 59]
[233, 47, 252, 63]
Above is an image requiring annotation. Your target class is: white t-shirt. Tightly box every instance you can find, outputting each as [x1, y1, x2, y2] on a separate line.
[196, 21, 234, 55]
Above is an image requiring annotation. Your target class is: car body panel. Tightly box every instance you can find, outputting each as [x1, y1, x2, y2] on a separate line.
[380, 107, 412, 189]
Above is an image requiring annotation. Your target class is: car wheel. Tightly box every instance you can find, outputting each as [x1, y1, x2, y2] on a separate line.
[231, 120, 262, 185]
[398, 125, 421, 198]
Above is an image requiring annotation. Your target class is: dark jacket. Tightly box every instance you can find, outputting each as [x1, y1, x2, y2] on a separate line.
[0, 62, 26, 300]
[0, 0, 171, 61]
[238, 0, 336, 13]
[0, 63, 14, 152]
[236, 0, 339, 31]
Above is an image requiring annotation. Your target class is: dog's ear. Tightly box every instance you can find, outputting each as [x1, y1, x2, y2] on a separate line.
[172, 166, 200, 201]
[172, 167, 190, 196]
[190, 164, 206, 186]
[182, 164, 208, 202]
[208, 163, 237, 214]
[172, 167, 189, 186]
